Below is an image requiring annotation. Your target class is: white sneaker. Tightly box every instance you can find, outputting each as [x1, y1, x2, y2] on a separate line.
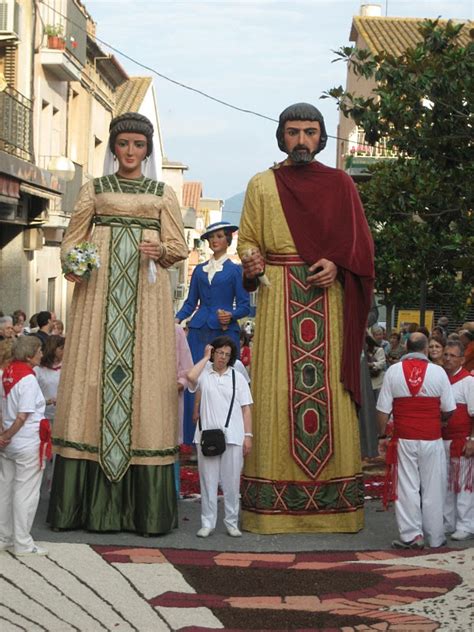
[15, 545, 48, 557]
[226, 526, 242, 537]
[0, 541, 12, 552]
[196, 527, 213, 538]
[451, 530, 473, 541]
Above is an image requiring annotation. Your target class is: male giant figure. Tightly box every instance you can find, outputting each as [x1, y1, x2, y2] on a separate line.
[237, 103, 374, 533]
[377, 333, 456, 548]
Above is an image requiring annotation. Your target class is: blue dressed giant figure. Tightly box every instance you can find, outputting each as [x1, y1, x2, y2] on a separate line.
[176, 221, 250, 444]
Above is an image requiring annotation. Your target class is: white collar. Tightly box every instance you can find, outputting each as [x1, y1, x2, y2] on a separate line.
[202, 254, 228, 283]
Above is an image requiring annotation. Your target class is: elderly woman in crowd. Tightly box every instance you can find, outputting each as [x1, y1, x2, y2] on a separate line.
[0, 336, 49, 556]
[0, 316, 14, 341]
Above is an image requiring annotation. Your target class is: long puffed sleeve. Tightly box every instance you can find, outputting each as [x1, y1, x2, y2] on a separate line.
[237, 174, 265, 259]
[158, 184, 188, 269]
[60, 180, 96, 269]
[175, 266, 200, 321]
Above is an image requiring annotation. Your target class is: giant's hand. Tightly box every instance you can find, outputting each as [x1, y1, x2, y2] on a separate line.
[217, 310, 232, 326]
[241, 249, 265, 280]
[307, 258, 337, 288]
[64, 273, 84, 284]
[138, 240, 163, 261]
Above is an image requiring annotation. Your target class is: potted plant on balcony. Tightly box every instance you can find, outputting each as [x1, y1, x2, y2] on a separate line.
[44, 24, 66, 50]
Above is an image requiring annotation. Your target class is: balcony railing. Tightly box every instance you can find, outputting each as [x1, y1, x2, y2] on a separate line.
[0, 86, 33, 162]
[348, 128, 398, 158]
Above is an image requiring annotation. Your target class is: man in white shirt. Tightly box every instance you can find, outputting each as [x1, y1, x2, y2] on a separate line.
[188, 336, 253, 538]
[442, 340, 474, 540]
[376, 333, 456, 549]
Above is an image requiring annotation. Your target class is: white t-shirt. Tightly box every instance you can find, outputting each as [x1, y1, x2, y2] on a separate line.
[34, 365, 61, 420]
[1, 373, 46, 451]
[377, 356, 456, 415]
[189, 364, 253, 445]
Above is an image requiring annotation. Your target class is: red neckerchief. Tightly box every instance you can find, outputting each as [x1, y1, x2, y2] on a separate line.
[402, 358, 428, 396]
[2, 360, 34, 397]
[448, 367, 471, 385]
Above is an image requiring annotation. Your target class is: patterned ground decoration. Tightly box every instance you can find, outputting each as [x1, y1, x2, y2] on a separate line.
[1, 544, 471, 631]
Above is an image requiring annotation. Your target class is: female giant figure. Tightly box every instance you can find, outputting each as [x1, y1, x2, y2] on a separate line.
[48, 113, 188, 534]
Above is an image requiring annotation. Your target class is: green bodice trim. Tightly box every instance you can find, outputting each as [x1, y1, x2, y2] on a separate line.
[93, 215, 161, 231]
[53, 437, 180, 457]
[94, 174, 165, 197]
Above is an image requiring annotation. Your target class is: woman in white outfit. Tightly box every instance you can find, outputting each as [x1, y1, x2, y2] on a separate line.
[0, 336, 49, 556]
[187, 336, 253, 537]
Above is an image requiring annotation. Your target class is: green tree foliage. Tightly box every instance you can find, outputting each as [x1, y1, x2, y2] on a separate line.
[324, 19, 473, 324]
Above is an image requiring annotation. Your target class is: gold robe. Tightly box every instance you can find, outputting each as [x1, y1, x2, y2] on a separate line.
[238, 169, 364, 533]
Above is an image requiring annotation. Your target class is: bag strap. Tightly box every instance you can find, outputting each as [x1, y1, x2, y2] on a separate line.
[199, 368, 236, 431]
[224, 368, 236, 428]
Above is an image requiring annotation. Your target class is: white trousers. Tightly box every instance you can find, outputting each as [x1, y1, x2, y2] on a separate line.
[0, 447, 44, 553]
[443, 440, 474, 534]
[197, 443, 243, 530]
[395, 438, 446, 547]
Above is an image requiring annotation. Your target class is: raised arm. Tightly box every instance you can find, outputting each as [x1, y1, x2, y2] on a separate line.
[187, 345, 213, 390]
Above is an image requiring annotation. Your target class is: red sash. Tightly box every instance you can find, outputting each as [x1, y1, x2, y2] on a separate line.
[442, 404, 471, 443]
[2, 361, 34, 397]
[39, 419, 52, 469]
[392, 397, 442, 440]
[443, 370, 473, 492]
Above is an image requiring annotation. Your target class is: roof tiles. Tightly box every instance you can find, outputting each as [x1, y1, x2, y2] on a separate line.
[115, 77, 152, 116]
[183, 181, 202, 210]
[352, 16, 473, 56]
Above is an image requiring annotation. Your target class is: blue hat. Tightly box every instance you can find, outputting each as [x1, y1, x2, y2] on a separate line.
[201, 221, 239, 240]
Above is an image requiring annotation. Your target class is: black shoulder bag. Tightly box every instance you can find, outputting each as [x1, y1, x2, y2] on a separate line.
[199, 369, 235, 457]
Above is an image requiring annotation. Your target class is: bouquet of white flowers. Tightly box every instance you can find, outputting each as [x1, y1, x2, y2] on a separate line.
[64, 242, 100, 279]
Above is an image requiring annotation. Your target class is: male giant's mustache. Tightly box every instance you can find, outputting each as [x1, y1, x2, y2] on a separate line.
[288, 144, 317, 164]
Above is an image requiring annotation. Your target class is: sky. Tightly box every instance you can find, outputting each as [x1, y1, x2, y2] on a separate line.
[84, 1, 472, 203]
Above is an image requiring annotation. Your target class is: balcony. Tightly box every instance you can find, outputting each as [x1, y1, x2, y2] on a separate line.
[343, 128, 397, 179]
[39, 47, 83, 82]
[0, 86, 33, 162]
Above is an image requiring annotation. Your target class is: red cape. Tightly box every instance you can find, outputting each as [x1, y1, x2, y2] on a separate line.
[273, 161, 374, 405]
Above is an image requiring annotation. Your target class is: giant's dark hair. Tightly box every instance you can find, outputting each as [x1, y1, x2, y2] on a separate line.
[276, 102, 328, 154]
[109, 112, 154, 157]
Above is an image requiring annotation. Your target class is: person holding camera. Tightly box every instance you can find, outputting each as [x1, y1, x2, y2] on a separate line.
[187, 336, 253, 538]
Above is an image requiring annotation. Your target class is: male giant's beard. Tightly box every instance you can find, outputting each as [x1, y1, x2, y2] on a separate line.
[287, 145, 317, 164]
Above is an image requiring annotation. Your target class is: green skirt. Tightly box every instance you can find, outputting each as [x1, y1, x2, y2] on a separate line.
[47, 456, 178, 534]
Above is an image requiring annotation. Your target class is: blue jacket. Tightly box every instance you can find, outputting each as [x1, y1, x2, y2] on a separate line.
[176, 259, 250, 332]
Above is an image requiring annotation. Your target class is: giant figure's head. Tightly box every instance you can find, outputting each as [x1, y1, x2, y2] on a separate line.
[108, 112, 154, 157]
[276, 103, 327, 164]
